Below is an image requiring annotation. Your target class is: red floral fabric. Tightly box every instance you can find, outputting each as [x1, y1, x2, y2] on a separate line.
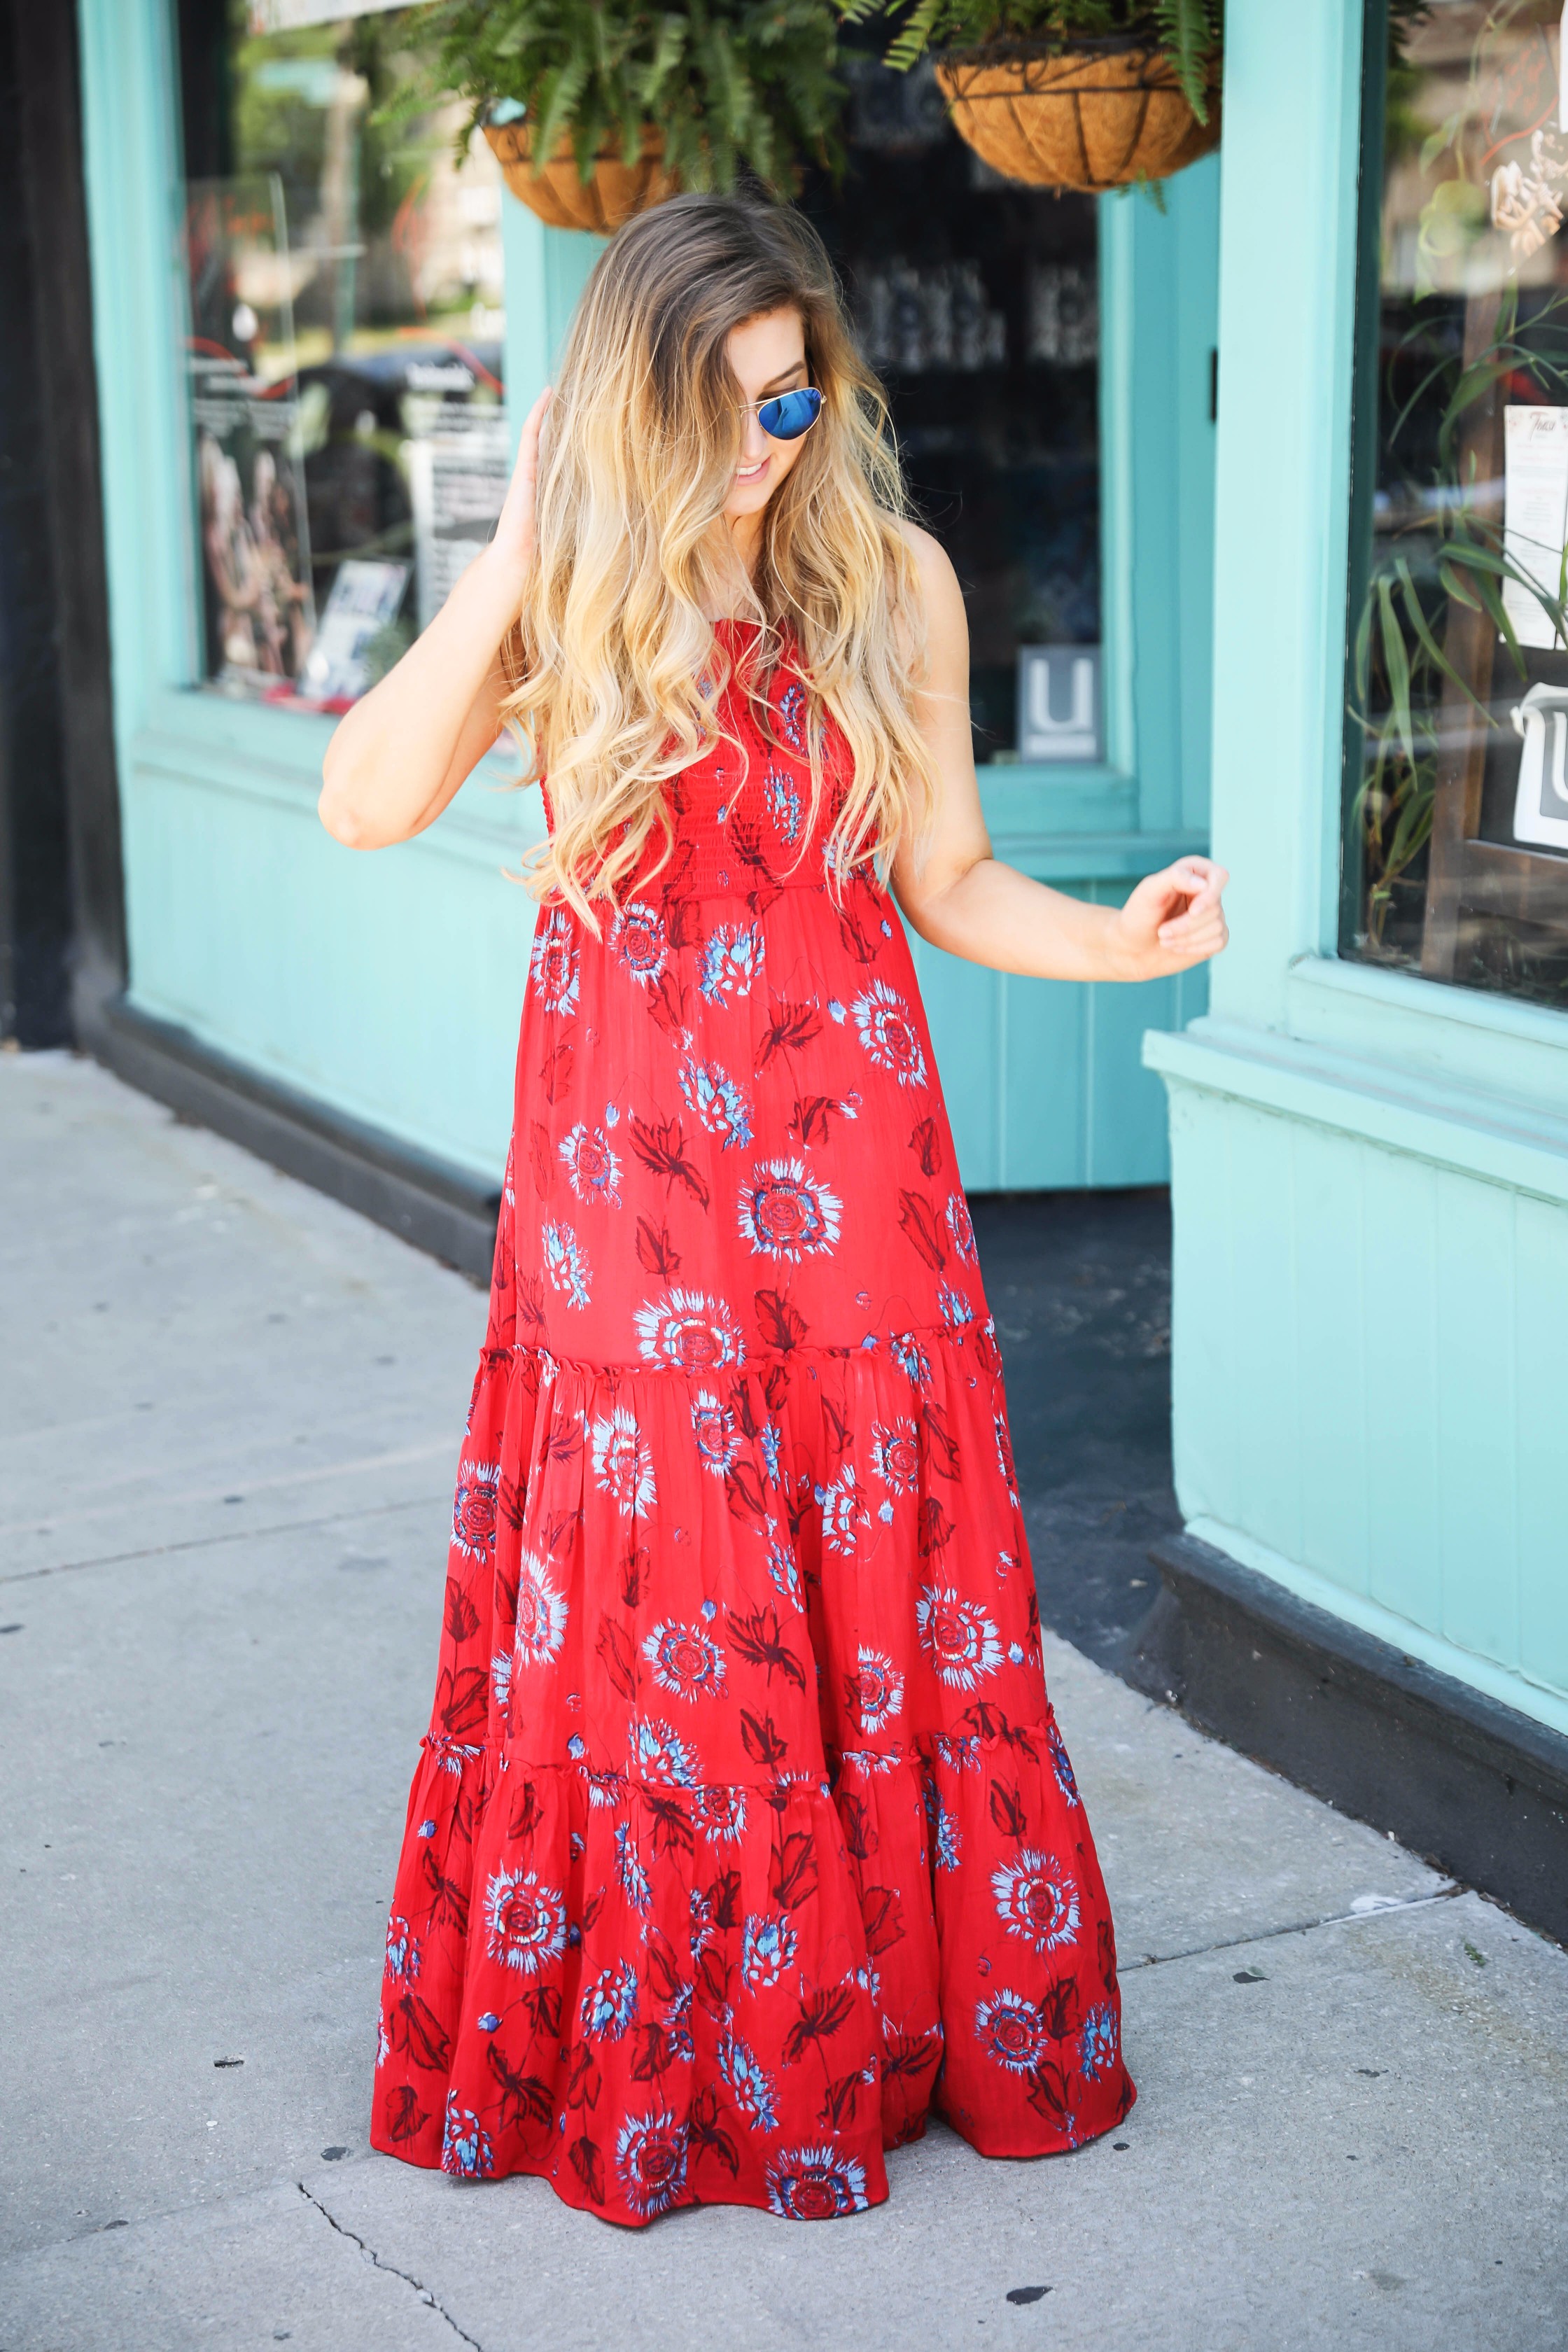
[370, 622, 1135, 2222]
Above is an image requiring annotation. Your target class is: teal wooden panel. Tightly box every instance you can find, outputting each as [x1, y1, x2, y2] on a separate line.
[1516, 1191, 1568, 1697]
[1223, 1104, 1303, 1566]
[1173, 156, 1221, 835]
[125, 761, 544, 1182]
[1162, 1077, 1568, 1732]
[1205, 0, 1364, 1022]
[502, 202, 604, 433]
[1291, 1122, 1368, 1595]
[1165, 1082, 1238, 1529]
[908, 937, 1000, 1191]
[1361, 1145, 1441, 1632]
[1086, 880, 1211, 1186]
[1435, 1172, 1518, 1672]
[999, 967, 1087, 1189]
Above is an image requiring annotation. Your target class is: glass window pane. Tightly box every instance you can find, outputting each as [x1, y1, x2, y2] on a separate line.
[800, 55, 1100, 767]
[1343, 0, 1568, 1009]
[176, 2, 506, 708]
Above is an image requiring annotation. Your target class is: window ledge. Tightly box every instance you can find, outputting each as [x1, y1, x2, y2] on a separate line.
[1285, 953, 1568, 1120]
[1144, 1014, 1568, 1205]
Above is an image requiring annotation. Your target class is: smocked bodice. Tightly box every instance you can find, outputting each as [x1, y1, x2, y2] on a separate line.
[540, 620, 853, 904]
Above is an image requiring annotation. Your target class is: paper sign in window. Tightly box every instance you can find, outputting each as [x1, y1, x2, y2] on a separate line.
[1502, 405, 1568, 651]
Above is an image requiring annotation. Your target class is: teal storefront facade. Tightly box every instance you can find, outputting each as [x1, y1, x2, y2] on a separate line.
[69, 1, 1567, 1928]
[75, 0, 1217, 1223]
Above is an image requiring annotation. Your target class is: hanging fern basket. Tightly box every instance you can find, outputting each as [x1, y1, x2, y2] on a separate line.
[482, 119, 679, 235]
[933, 38, 1219, 191]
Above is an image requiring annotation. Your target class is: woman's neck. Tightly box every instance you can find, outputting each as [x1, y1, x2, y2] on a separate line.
[703, 511, 765, 622]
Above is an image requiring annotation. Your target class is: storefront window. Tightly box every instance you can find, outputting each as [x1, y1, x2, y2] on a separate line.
[174, 10, 1100, 752]
[1343, 0, 1568, 1009]
[177, 1, 507, 708]
[801, 52, 1101, 766]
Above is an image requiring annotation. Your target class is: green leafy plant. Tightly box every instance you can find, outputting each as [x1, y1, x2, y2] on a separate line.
[1348, 281, 1568, 947]
[834, 0, 1222, 120]
[400, 0, 846, 192]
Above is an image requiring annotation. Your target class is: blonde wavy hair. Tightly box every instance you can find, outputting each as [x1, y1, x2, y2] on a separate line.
[501, 193, 939, 923]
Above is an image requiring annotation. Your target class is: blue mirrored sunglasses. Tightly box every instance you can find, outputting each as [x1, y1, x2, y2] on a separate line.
[756, 386, 822, 441]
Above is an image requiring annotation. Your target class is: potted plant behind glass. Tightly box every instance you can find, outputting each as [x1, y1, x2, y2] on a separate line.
[408, 0, 846, 234]
[836, 0, 1220, 192]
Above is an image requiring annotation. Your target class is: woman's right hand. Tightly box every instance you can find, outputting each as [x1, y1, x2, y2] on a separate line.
[491, 386, 551, 586]
[318, 388, 552, 852]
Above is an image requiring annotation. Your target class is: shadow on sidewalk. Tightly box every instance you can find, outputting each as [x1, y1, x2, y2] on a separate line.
[971, 1188, 1179, 1677]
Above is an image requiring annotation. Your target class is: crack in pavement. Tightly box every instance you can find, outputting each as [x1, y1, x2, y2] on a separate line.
[0, 1490, 449, 1586]
[1120, 1881, 1465, 1971]
[296, 2183, 484, 2349]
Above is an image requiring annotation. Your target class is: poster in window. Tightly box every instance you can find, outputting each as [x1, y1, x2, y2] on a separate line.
[183, 176, 316, 696]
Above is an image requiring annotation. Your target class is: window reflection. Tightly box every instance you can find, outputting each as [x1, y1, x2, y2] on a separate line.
[178, 4, 506, 708]
[1343, 0, 1568, 1009]
[799, 55, 1100, 765]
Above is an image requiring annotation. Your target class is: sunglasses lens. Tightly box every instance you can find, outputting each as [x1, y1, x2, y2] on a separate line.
[758, 387, 822, 441]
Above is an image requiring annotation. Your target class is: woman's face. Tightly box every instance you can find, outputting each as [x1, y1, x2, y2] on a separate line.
[721, 307, 812, 528]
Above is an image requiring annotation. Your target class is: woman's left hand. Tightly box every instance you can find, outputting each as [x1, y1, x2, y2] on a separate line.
[1111, 857, 1231, 979]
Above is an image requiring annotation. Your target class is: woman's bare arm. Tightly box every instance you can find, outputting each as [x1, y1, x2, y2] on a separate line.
[889, 527, 1228, 982]
[318, 388, 550, 850]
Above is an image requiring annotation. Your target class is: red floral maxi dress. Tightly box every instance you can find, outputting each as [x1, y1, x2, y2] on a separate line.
[370, 620, 1135, 2223]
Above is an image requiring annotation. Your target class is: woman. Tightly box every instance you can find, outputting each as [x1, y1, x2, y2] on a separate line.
[321, 195, 1227, 2227]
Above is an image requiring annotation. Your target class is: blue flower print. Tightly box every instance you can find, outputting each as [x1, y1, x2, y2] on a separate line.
[974, 1990, 1049, 2077]
[766, 1540, 806, 1611]
[818, 1464, 867, 1555]
[697, 922, 764, 1002]
[590, 1405, 657, 1515]
[1080, 2001, 1119, 2080]
[529, 906, 580, 1016]
[764, 766, 802, 844]
[993, 1408, 1019, 1505]
[852, 979, 928, 1088]
[642, 1620, 727, 1702]
[451, 1462, 498, 1560]
[945, 1190, 979, 1262]
[490, 1649, 512, 1713]
[765, 2144, 870, 2220]
[738, 1158, 842, 1262]
[512, 1548, 568, 1669]
[1046, 1716, 1082, 1808]
[692, 1782, 748, 1842]
[844, 1646, 904, 1735]
[384, 1914, 420, 1984]
[441, 2092, 495, 2178]
[916, 1586, 1004, 1690]
[869, 1419, 920, 1494]
[635, 1718, 702, 1787]
[741, 1910, 797, 1989]
[615, 1821, 652, 1914]
[990, 1850, 1082, 1955]
[922, 1777, 962, 1871]
[587, 1765, 629, 1809]
[541, 1219, 592, 1308]
[777, 680, 806, 752]
[610, 898, 668, 987]
[937, 1282, 974, 1329]
[580, 1960, 639, 2041]
[690, 1389, 741, 1475]
[718, 2031, 780, 2131]
[483, 1866, 567, 1974]
[633, 1288, 746, 1375]
[560, 1122, 624, 1207]
[615, 2108, 689, 2218]
[890, 1330, 932, 1387]
[678, 1057, 753, 1149]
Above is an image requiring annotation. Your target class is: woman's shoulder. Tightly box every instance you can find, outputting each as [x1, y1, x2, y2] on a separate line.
[883, 514, 967, 667]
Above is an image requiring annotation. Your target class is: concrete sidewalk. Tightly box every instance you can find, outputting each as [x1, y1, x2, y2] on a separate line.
[1, 1050, 1564, 2352]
